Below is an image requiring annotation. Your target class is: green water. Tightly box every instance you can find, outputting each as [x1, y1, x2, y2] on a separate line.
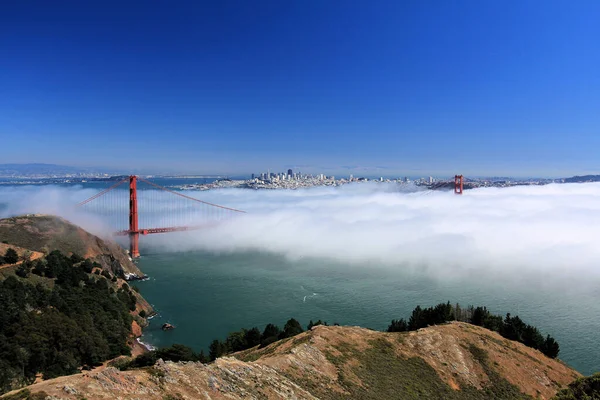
[136, 250, 600, 376]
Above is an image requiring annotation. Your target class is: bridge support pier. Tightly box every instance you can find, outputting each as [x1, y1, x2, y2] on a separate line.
[129, 175, 141, 258]
[130, 232, 140, 259]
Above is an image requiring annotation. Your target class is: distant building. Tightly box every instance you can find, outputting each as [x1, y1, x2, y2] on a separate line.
[251, 173, 255, 180]
[287, 169, 293, 176]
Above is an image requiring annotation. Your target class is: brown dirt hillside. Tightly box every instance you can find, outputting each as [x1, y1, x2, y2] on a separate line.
[3, 323, 580, 400]
[0, 214, 144, 277]
[0, 243, 44, 269]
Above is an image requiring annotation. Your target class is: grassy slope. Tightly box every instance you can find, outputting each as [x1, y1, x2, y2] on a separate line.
[1, 324, 581, 400]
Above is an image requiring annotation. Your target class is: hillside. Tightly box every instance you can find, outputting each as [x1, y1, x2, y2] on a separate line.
[0, 215, 144, 278]
[0, 215, 155, 394]
[3, 323, 580, 400]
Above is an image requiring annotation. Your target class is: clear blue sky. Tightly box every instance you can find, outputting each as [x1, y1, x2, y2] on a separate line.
[1, 1, 599, 177]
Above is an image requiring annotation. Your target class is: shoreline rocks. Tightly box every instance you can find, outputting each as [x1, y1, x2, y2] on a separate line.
[162, 323, 175, 331]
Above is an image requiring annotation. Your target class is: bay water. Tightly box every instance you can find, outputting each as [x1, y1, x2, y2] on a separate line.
[136, 249, 600, 376]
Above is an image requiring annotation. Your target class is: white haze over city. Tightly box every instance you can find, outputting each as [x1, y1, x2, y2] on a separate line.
[2, 182, 600, 286]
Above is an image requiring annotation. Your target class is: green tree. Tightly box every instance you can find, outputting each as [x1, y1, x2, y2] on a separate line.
[307, 319, 326, 330]
[70, 253, 84, 264]
[208, 340, 226, 361]
[279, 318, 303, 339]
[387, 318, 408, 332]
[260, 323, 281, 347]
[31, 260, 45, 276]
[408, 305, 425, 330]
[542, 335, 560, 359]
[15, 263, 30, 278]
[261, 324, 280, 340]
[471, 306, 489, 326]
[80, 259, 94, 273]
[156, 344, 198, 362]
[225, 331, 247, 353]
[4, 248, 19, 264]
[244, 327, 261, 348]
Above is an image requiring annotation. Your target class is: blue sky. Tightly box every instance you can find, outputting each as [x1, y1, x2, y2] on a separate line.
[1, 1, 599, 177]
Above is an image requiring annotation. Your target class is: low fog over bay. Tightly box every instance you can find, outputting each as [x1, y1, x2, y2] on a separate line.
[3, 182, 599, 286]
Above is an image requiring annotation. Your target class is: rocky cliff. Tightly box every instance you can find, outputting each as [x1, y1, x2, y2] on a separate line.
[2, 323, 580, 400]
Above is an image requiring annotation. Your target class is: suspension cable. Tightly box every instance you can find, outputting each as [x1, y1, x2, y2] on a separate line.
[137, 177, 246, 213]
[76, 177, 129, 207]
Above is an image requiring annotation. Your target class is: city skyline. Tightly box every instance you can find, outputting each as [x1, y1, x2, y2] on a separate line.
[1, 1, 599, 177]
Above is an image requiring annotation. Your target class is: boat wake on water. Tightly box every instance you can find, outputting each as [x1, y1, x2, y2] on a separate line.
[303, 292, 318, 303]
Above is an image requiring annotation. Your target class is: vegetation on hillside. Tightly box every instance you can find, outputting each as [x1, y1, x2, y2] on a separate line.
[208, 317, 307, 360]
[387, 302, 560, 358]
[0, 248, 20, 265]
[121, 301, 562, 375]
[117, 317, 318, 371]
[316, 339, 530, 400]
[553, 373, 600, 399]
[0, 251, 135, 394]
[0, 215, 144, 278]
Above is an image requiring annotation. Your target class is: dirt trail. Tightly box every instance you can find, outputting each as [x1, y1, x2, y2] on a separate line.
[0, 243, 44, 270]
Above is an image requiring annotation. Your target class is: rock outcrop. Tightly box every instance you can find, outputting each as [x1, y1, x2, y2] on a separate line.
[162, 323, 175, 331]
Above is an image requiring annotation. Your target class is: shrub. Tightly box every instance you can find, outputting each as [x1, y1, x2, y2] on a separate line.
[554, 373, 600, 399]
[4, 248, 19, 264]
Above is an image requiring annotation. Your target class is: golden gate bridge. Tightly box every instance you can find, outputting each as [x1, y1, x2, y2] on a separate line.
[76, 175, 464, 258]
[76, 175, 246, 258]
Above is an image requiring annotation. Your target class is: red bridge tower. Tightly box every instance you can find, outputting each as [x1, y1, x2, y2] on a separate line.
[129, 175, 140, 258]
[454, 175, 464, 195]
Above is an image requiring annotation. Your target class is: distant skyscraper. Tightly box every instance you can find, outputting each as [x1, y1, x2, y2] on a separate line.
[288, 169, 293, 176]
[251, 173, 255, 180]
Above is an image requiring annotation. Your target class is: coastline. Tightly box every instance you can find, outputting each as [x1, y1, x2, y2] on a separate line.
[135, 337, 156, 353]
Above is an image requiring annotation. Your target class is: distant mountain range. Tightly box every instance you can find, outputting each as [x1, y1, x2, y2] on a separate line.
[0, 163, 95, 177]
[563, 175, 600, 183]
[0, 163, 126, 178]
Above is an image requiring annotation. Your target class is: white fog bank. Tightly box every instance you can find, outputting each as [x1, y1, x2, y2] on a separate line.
[2, 182, 600, 283]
